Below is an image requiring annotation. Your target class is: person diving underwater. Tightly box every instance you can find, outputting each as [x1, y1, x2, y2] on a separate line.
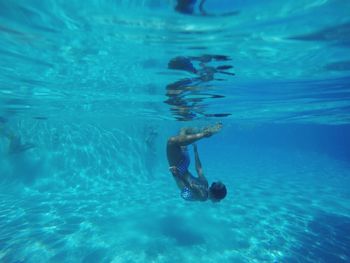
[167, 123, 227, 202]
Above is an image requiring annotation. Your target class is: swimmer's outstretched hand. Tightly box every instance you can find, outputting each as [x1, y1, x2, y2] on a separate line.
[203, 122, 223, 137]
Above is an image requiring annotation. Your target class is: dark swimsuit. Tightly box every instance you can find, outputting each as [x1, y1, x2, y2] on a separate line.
[176, 147, 190, 176]
[173, 147, 208, 201]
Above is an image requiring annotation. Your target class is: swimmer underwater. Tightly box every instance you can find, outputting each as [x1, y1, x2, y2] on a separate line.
[167, 123, 227, 202]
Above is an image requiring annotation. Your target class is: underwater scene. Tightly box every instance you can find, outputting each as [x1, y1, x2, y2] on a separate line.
[0, 0, 350, 262]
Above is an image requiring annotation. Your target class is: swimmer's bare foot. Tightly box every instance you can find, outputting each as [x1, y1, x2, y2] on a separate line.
[180, 127, 199, 135]
[203, 122, 223, 137]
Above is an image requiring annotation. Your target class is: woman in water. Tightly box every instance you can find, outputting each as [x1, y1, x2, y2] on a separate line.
[167, 123, 227, 202]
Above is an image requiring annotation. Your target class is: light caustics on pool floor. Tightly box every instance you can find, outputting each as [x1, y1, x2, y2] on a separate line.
[0, 137, 349, 263]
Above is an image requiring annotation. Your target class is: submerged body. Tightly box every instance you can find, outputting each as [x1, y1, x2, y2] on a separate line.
[166, 124, 227, 202]
[170, 145, 209, 201]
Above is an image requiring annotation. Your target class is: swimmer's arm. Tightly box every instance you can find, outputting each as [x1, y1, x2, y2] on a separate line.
[190, 181, 208, 201]
[193, 144, 206, 181]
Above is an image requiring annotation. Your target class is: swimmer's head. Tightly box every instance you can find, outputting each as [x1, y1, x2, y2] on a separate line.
[209, 181, 227, 202]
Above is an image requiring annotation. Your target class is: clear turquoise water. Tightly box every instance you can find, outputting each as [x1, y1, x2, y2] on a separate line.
[0, 1, 350, 262]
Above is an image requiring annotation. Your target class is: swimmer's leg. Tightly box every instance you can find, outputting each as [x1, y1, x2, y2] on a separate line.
[171, 123, 222, 147]
[167, 123, 222, 166]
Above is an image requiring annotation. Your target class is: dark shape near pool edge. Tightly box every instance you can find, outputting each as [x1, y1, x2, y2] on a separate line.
[174, 0, 239, 17]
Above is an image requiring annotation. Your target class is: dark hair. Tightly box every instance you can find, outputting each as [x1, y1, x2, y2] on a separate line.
[209, 182, 227, 200]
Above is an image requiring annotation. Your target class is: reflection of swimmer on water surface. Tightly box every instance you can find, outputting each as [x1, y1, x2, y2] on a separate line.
[166, 55, 234, 94]
[175, 0, 239, 16]
[165, 55, 234, 121]
[168, 55, 234, 78]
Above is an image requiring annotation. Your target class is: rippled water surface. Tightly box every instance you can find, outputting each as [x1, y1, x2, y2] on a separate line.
[0, 0, 349, 122]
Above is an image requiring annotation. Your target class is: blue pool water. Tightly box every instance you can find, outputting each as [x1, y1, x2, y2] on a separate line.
[0, 1, 350, 262]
